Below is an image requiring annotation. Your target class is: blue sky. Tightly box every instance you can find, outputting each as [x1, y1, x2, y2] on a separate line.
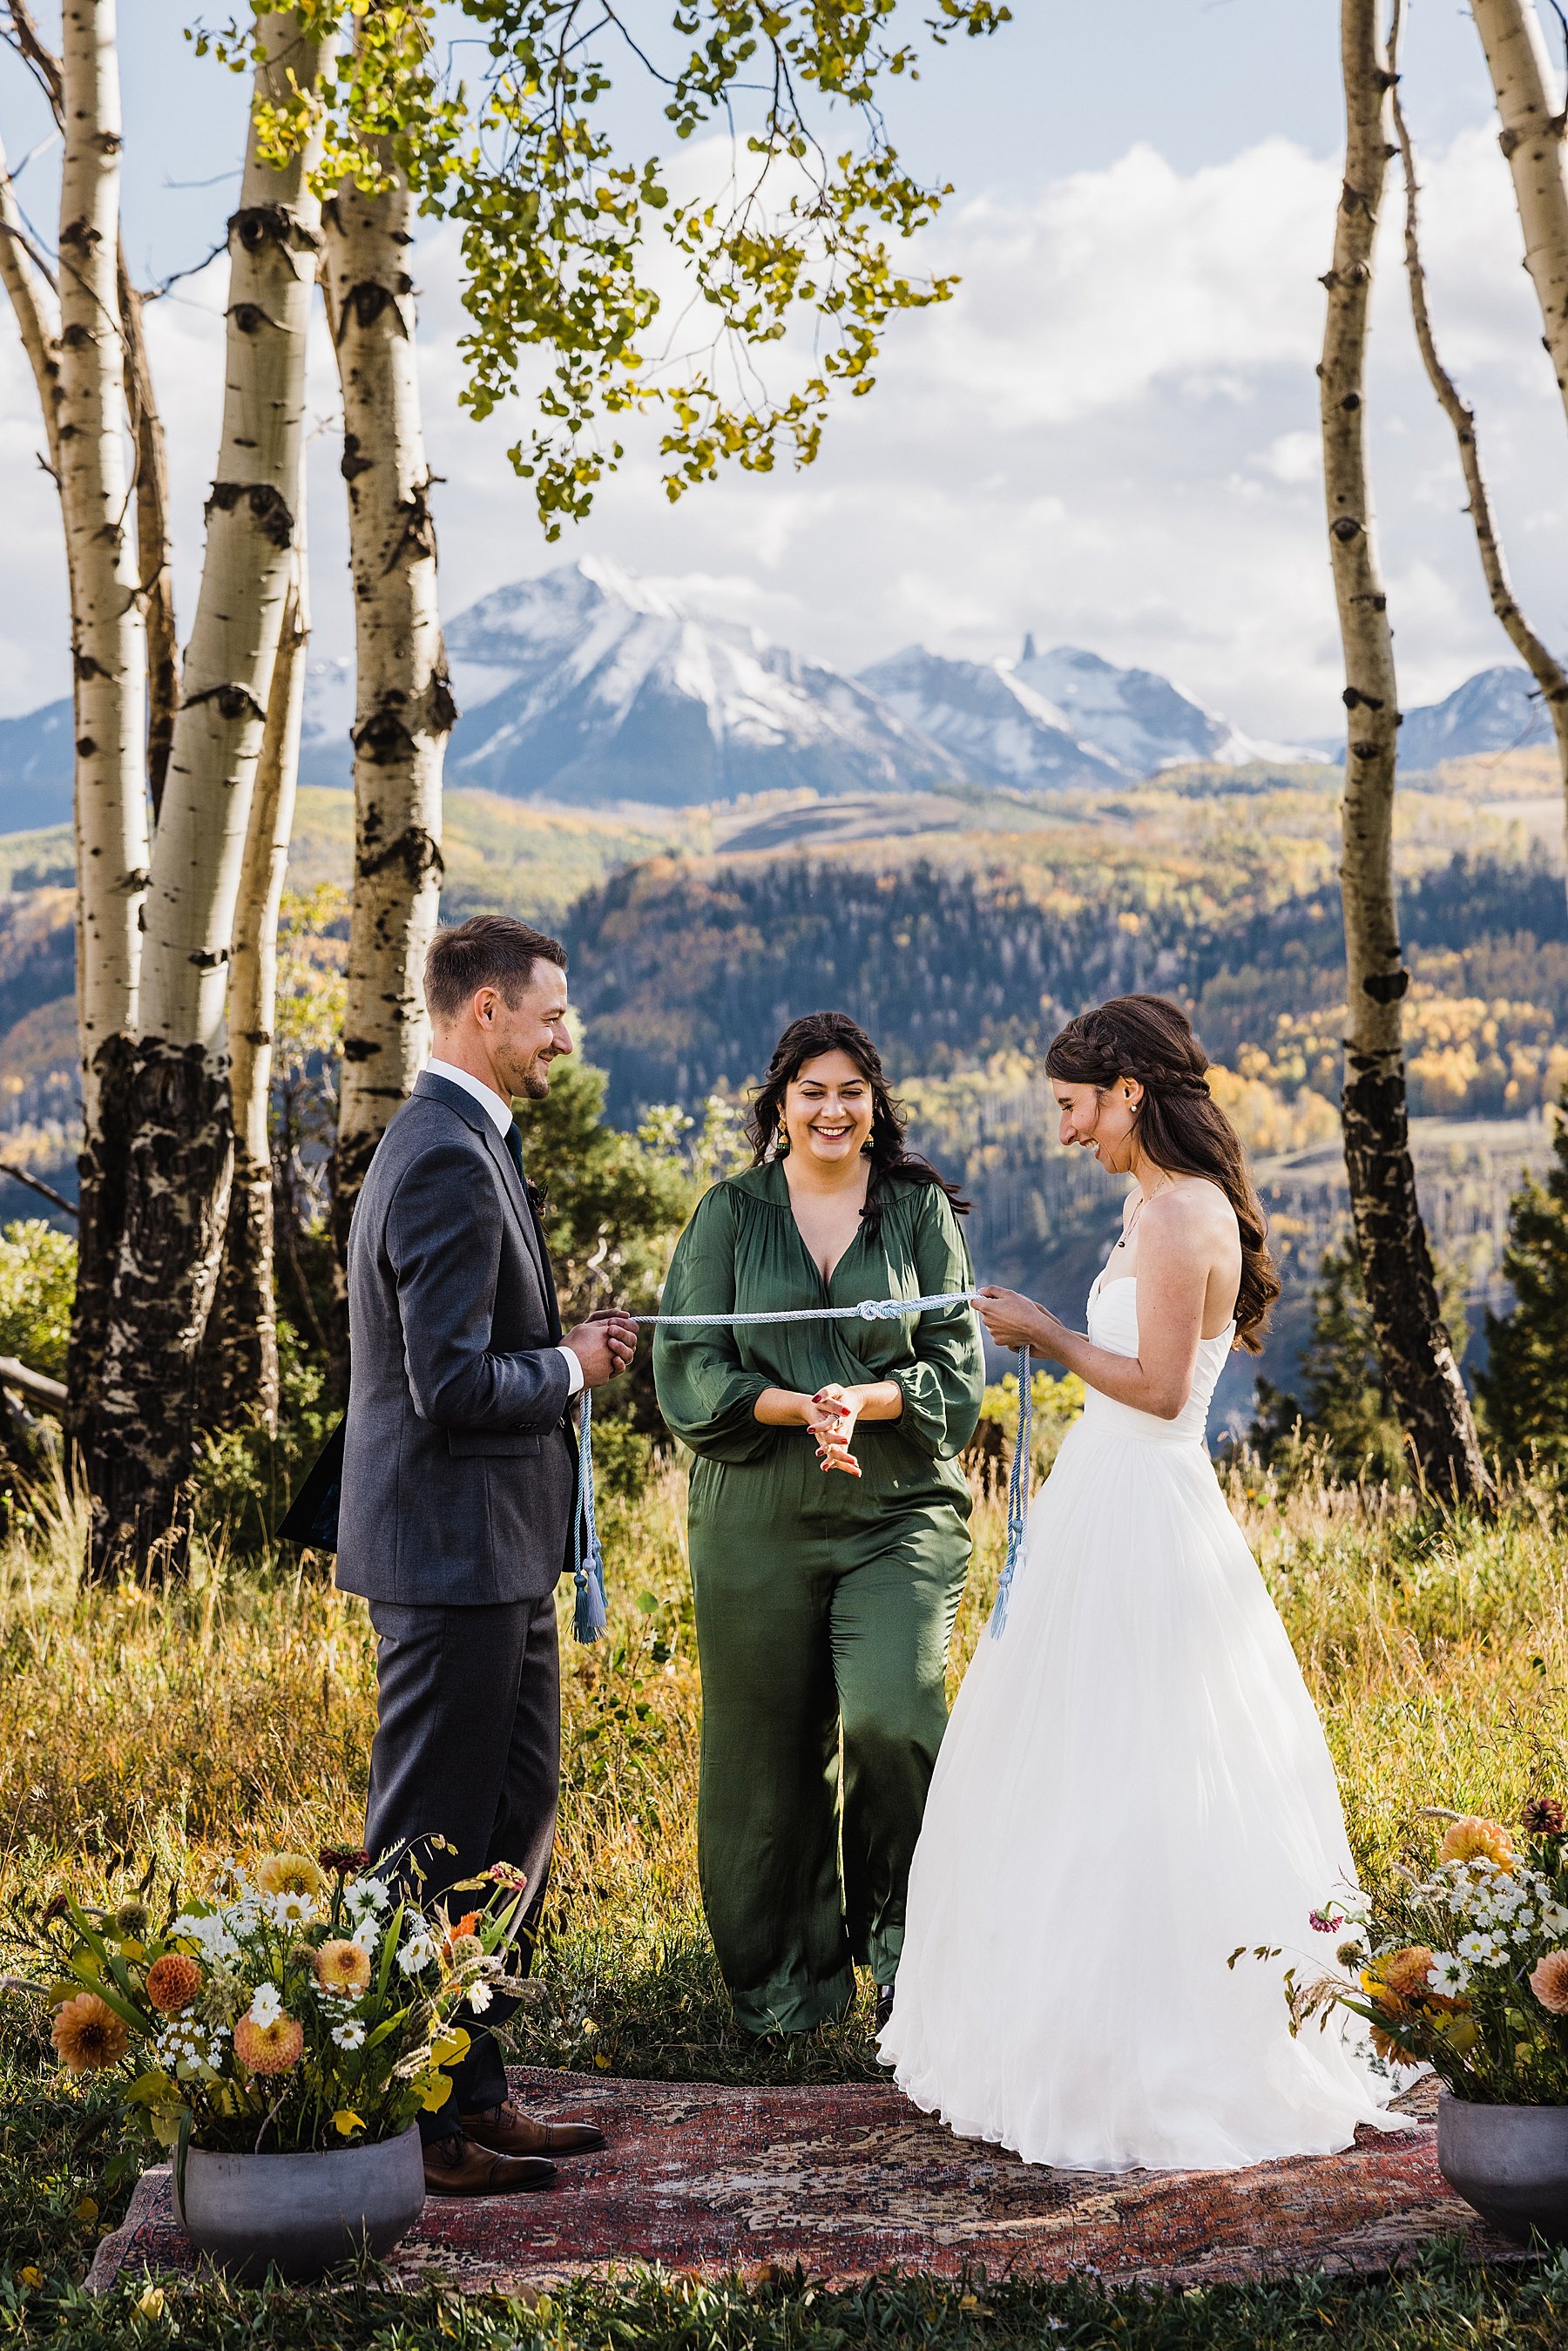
[0, 0, 1558, 739]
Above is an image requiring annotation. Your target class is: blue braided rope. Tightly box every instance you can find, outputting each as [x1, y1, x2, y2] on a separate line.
[569, 1290, 1035, 1644]
[988, 1347, 1031, 1639]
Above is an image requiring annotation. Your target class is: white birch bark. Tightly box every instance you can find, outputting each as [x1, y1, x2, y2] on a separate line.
[1470, 0, 1568, 426]
[322, 159, 451, 1253]
[87, 6, 332, 1573]
[203, 541, 308, 1433]
[137, 9, 328, 1055]
[57, 0, 148, 1118]
[1323, 0, 1485, 1499]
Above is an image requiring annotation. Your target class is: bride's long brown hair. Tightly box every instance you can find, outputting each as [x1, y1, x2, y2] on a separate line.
[1044, 995, 1279, 1351]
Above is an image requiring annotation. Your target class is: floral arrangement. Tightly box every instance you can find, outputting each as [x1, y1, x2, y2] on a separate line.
[1289, 1801, 1568, 2104]
[20, 1845, 531, 2154]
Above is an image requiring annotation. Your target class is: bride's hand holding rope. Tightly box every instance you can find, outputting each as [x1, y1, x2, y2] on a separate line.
[977, 1286, 1068, 1361]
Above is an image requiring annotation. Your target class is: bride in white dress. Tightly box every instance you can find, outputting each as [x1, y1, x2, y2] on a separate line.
[879, 995, 1405, 2173]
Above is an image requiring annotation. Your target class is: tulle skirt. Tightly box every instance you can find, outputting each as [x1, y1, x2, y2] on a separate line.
[877, 1410, 1407, 2172]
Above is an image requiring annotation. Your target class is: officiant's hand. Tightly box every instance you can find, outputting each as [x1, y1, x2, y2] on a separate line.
[564, 1311, 639, 1388]
[808, 1382, 862, 1476]
[977, 1287, 1064, 1359]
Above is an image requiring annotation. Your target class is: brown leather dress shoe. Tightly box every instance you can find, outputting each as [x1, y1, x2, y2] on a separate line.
[460, 2100, 605, 2158]
[422, 2131, 558, 2196]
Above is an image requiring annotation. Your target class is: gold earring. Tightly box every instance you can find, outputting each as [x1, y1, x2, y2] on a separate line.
[776, 1118, 790, 1158]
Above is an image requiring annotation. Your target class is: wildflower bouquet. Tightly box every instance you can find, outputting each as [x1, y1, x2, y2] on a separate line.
[23, 1846, 531, 2153]
[1292, 1803, 1568, 2104]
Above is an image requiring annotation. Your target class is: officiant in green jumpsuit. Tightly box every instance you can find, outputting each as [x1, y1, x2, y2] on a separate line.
[653, 1010, 984, 2037]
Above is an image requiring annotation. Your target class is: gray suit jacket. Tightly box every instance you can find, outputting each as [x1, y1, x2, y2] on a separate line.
[335, 1071, 578, 1607]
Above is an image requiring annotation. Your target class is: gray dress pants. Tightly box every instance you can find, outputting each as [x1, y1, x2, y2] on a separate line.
[364, 1591, 560, 2137]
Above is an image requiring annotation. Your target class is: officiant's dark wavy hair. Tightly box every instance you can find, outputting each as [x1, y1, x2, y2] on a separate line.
[1045, 994, 1279, 1350]
[747, 1010, 969, 1224]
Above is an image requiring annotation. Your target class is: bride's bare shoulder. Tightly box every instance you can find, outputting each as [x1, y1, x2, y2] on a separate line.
[1142, 1175, 1237, 1248]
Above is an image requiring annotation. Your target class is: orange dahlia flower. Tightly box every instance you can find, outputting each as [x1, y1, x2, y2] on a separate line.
[233, 2011, 306, 2075]
[314, 1940, 372, 1996]
[1440, 1817, 1516, 1875]
[145, 1954, 202, 2014]
[52, 1992, 131, 2074]
[1375, 1947, 1438, 2003]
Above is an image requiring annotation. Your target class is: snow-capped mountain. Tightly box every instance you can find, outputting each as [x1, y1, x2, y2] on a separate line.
[864, 639, 1317, 785]
[441, 558, 964, 806]
[857, 647, 1126, 791]
[1398, 665, 1552, 769]
[1014, 641, 1311, 771]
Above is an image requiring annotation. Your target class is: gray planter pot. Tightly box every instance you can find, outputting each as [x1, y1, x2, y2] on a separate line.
[1437, 2089, 1568, 2245]
[172, 2122, 424, 2282]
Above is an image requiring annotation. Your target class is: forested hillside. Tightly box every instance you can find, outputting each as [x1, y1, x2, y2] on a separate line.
[565, 845, 1568, 1121]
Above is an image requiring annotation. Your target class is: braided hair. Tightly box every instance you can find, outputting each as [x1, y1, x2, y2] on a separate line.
[1044, 994, 1279, 1350]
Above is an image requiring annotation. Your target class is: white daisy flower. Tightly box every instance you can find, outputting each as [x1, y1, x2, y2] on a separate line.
[467, 1981, 493, 2014]
[1427, 1953, 1470, 1996]
[331, 2018, 367, 2050]
[399, 1929, 436, 1975]
[262, 1889, 317, 1929]
[1457, 1931, 1498, 1964]
[1542, 1903, 1568, 1936]
[247, 1981, 283, 2029]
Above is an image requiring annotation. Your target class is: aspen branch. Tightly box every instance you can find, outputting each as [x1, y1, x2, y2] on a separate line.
[0, 129, 62, 474]
[1391, 35, 1568, 894]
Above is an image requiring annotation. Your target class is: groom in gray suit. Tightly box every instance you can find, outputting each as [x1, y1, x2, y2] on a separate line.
[337, 915, 636, 2197]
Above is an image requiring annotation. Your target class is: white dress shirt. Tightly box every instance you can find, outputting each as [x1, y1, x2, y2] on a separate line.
[423, 1057, 584, 1396]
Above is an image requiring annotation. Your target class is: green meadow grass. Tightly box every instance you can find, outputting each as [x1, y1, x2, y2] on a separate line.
[3, 1459, 1568, 2341]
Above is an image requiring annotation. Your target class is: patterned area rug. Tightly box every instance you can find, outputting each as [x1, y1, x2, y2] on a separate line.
[90, 2067, 1523, 2294]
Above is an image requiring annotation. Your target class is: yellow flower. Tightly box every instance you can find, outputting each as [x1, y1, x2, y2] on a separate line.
[254, 1853, 327, 1900]
[1530, 1949, 1568, 2016]
[51, 1992, 131, 2074]
[17, 2267, 41, 2288]
[233, 2011, 306, 2075]
[314, 1940, 372, 1996]
[1441, 1817, 1516, 1875]
[145, 1954, 202, 2015]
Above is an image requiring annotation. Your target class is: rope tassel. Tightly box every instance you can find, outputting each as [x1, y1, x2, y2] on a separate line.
[989, 1346, 1032, 1639]
[569, 1289, 1035, 1645]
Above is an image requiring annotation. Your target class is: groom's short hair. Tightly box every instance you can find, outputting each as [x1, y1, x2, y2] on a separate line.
[424, 915, 567, 1023]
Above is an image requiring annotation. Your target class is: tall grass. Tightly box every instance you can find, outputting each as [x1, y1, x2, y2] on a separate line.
[4, 1459, 1568, 2338]
[3, 1455, 1567, 2078]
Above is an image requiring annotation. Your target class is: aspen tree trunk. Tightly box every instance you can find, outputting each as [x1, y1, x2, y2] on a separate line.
[200, 544, 307, 1436]
[1322, 0, 1486, 1499]
[3, 2, 178, 812]
[1392, 62, 1568, 885]
[84, 7, 330, 1577]
[1470, 0, 1568, 426]
[56, 0, 151, 1455]
[117, 257, 179, 817]
[322, 160, 451, 1264]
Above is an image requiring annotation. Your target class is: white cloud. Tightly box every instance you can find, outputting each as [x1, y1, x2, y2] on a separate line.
[3, 118, 1566, 747]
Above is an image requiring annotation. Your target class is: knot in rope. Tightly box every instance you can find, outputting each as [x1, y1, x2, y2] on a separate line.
[570, 1291, 1036, 1645]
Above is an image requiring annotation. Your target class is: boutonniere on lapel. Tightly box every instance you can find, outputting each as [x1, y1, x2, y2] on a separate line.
[526, 1178, 550, 1219]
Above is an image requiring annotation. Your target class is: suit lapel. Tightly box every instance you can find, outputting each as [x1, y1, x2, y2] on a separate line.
[413, 1073, 560, 1336]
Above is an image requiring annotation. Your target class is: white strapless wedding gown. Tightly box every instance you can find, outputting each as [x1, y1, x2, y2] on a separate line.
[878, 1269, 1404, 2172]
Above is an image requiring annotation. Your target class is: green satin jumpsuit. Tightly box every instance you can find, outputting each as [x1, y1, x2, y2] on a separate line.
[653, 1160, 984, 2034]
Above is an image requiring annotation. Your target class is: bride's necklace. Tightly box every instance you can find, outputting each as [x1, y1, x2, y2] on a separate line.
[1111, 1172, 1174, 1260]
